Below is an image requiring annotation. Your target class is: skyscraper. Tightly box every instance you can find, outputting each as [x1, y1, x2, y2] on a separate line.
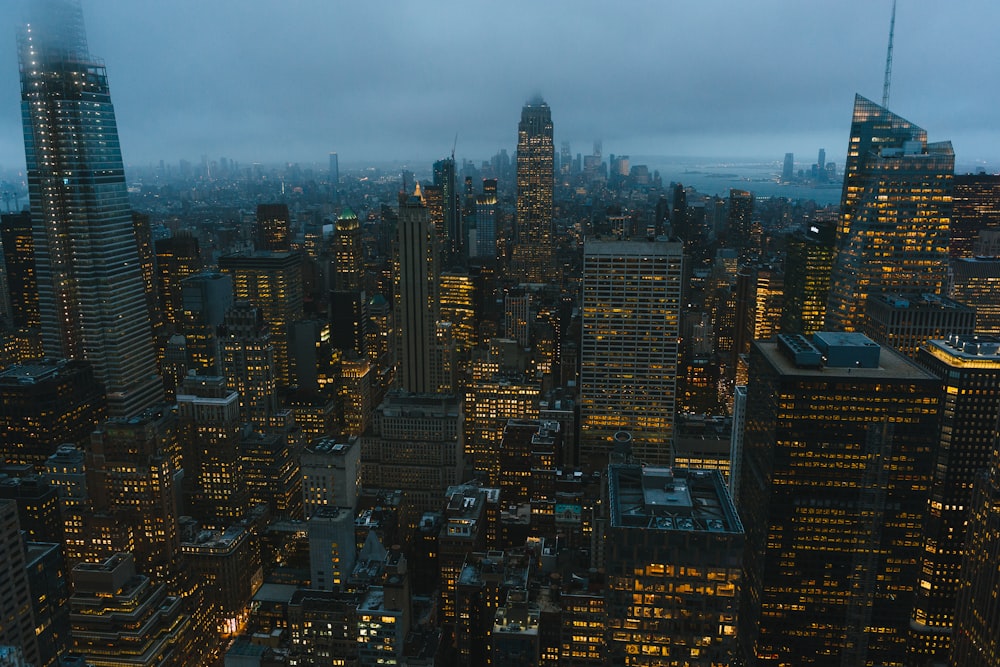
[580, 238, 683, 465]
[514, 97, 554, 283]
[906, 336, 1000, 664]
[826, 95, 953, 331]
[19, 0, 162, 417]
[433, 157, 461, 260]
[738, 332, 940, 667]
[395, 191, 439, 394]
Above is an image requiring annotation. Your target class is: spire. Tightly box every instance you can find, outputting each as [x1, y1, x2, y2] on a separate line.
[882, 0, 897, 108]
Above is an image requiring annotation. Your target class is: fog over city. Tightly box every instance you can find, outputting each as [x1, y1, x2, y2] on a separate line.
[1, 0, 999, 170]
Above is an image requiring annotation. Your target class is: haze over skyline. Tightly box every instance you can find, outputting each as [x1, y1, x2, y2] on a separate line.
[2, 0, 999, 172]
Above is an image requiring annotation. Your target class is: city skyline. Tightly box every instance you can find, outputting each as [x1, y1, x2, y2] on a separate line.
[1, 1, 1000, 172]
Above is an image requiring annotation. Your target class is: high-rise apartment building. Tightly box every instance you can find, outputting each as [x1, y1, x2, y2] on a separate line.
[19, 0, 162, 417]
[580, 238, 683, 465]
[514, 97, 554, 283]
[827, 95, 953, 331]
[395, 192, 440, 394]
[905, 336, 1000, 663]
[738, 333, 940, 667]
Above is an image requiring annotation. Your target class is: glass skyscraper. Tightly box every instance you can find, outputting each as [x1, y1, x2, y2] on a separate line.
[826, 95, 953, 331]
[20, 0, 162, 417]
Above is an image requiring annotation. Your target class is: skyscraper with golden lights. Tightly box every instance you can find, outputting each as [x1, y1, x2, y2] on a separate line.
[580, 238, 683, 466]
[514, 97, 554, 283]
[826, 95, 953, 331]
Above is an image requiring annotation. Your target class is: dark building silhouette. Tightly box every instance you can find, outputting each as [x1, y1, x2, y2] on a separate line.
[0, 211, 39, 328]
[255, 203, 292, 252]
[950, 173, 1000, 258]
[0, 358, 106, 470]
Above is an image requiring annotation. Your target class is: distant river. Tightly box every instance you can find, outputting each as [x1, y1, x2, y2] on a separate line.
[636, 157, 843, 206]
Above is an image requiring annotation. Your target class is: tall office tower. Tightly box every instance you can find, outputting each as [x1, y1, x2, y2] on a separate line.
[671, 183, 688, 240]
[439, 270, 476, 353]
[951, 254, 1000, 331]
[0, 477, 61, 544]
[340, 356, 373, 436]
[861, 292, 975, 360]
[727, 189, 755, 259]
[154, 233, 201, 326]
[949, 173, 1000, 258]
[605, 466, 743, 666]
[738, 333, 940, 667]
[0, 211, 39, 328]
[395, 192, 440, 394]
[0, 358, 105, 469]
[176, 375, 246, 526]
[903, 336, 1000, 663]
[332, 208, 363, 292]
[89, 407, 182, 584]
[219, 301, 278, 429]
[782, 152, 794, 181]
[68, 554, 196, 666]
[218, 250, 304, 386]
[464, 368, 540, 481]
[434, 157, 461, 259]
[178, 271, 233, 375]
[560, 141, 572, 176]
[19, 1, 162, 418]
[951, 438, 1000, 667]
[360, 392, 463, 535]
[474, 181, 498, 260]
[329, 152, 339, 184]
[826, 95, 953, 331]
[751, 267, 784, 341]
[580, 238, 683, 465]
[330, 208, 367, 357]
[514, 97, 554, 283]
[818, 147, 826, 171]
[254, 203, 292, 252]
[780, 218, 836, 334]
[0, 500, 40, 665]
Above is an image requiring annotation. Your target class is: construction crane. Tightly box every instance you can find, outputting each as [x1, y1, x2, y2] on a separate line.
[881, 0, 897, 108]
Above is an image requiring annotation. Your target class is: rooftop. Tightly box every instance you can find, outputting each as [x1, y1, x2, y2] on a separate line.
[608, 466, 742, 534]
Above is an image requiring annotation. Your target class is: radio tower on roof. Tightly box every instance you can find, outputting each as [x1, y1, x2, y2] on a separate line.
[882, 0, 897, 108]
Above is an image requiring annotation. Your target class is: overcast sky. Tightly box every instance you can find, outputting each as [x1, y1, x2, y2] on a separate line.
[1, 0, 999, 173]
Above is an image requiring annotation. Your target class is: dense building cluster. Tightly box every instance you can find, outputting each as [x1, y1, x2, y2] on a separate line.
[3, 2, 1000, 667]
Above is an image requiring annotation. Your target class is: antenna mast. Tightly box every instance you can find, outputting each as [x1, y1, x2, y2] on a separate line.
[881, 0, 897, 108]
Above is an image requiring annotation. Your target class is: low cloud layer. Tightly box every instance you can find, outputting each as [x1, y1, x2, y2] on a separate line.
[2, 0, 998, 172]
